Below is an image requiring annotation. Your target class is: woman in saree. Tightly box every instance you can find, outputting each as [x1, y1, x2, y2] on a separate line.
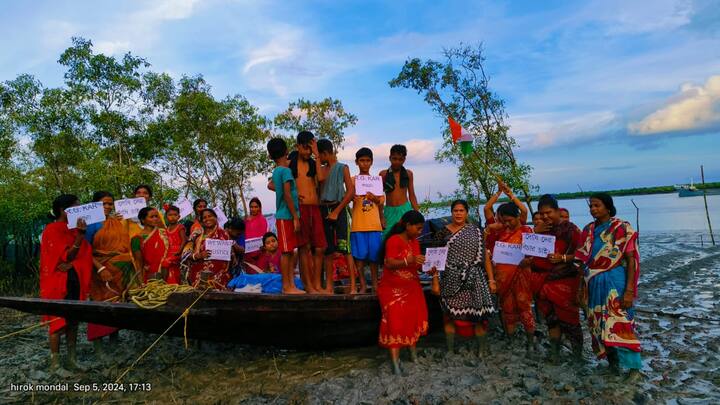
[40, 194, 93, 371]
[131, 207, 169, 283]
[127, 184, 165, 240]
[576, 193, 642, 380]
[378, 210, 428, 375]
[431, 200, 496, 356]
[183, 208, 232, 288]
[85, 191, 137, 355]
[488, 201, 536, 349]
[245, 197, 269, 240]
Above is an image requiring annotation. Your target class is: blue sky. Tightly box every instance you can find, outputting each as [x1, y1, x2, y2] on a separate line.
[2, 0, 719, 203]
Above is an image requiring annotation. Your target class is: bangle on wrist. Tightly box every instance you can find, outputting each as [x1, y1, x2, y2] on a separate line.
[72, 244, 80, 249]
[97, 266, 106, 274]
[403, 257, 408, 266]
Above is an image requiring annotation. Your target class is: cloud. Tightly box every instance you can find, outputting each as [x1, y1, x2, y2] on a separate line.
[336, 134, 439, 164]
[95, 40, 131, 55]
[628, 75, 720, 135]
[509, 111, 618, 149]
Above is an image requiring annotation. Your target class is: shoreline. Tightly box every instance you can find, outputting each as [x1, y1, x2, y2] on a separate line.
[420, 181, 720, 209]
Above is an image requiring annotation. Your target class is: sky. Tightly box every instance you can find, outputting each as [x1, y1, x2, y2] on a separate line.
[2, 0, 719, 204]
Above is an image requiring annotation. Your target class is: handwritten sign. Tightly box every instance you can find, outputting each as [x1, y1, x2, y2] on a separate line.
[266, 214, 276, 233]
[175, 198, 193, 220]
[205, 239, 233, 262]
[214, 207, 228, 228]
[422, 247, 449, 272]
[114, 197, 146, 220]
[355, 175, 383, 196]
[521, 233, 556, 258]
[65, 202, 105, 229]
[245, 237, 263, 253]
[493, 242, 524, 265]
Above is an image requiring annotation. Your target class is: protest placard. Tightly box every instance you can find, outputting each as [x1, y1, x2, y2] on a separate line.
[521, 233, 556, 258]
[213, 207, 228, 228]
[175, 198, 194, 220]
[266, 214, 276, 233]
[205, 239, 233, 261]
[492, 241, 524, 265]
[65, 202, 105, 229]
[245, 237, 263, 253]
[114, 197, 146, 220]
[422, 247, 449, 272]
[354, 175, 384, 196]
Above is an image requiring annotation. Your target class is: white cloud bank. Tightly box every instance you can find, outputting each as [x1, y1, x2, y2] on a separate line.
[629, 75, 720, 135]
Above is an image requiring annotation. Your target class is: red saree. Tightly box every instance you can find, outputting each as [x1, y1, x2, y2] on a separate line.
[377, 235, 428, 348]
[188, 227, 231, 289]
[493, 225, 535, 333]
[40, 222, 93, 335]
[132, 229, 169, 283]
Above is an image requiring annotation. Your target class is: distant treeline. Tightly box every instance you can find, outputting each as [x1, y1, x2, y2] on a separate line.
[422, 182, 720, 209]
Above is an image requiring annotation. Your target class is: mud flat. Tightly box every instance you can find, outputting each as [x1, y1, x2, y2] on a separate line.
[1, 231, 718, 404]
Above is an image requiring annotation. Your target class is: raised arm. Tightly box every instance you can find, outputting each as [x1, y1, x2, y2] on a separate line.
[311, 140, 328, 182]
[503, 185, 528, 225]
[484, 189, 502, 223]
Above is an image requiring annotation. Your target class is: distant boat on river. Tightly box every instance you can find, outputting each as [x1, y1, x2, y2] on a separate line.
[676, 179, 720, 198]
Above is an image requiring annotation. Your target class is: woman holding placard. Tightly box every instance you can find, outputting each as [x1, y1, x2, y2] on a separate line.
[131, 207, 170, 283]
[40, 194, 93, 371]
[183, 208, 232, 288]
[575, 193, 642, 380]
[85, 191, 136, 355]
[487, 202, 536, 349]
[431, 200, 496, 356]
[378, 210, 428, 375]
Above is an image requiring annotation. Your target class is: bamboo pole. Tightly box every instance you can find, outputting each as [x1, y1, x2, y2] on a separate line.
[700, 165, 715, 246]
[631, 199, 640, 246]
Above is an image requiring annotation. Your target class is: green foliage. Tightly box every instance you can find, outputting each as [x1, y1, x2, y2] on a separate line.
[273, 97, 357, 148]
[389, 44, 536, 215]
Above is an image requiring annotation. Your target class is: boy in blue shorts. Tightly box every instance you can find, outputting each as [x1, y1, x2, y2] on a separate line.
[350, 147, 385, 293]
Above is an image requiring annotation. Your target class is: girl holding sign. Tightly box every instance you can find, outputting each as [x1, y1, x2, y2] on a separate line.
[488, 202, 536, 349]
[40, 194, 93, 371]
[576, 193, 642, 380]
[377, 210, 428, 375]
[131, 207, 170, 283]
[184, 208, 231, 288]
[431, 200, 496, 356]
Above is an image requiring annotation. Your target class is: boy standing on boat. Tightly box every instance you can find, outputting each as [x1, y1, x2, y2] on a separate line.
[313, 138, 355, 294]
[291, 131, 327, 294]
[350, 147, 385, 293]
[267, 138, 305, 294]
[380, 145, 419, 237]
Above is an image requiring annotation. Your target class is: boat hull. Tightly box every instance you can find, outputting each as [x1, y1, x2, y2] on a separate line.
[679, 188, 720, 197]
[0, 291, 443, 349]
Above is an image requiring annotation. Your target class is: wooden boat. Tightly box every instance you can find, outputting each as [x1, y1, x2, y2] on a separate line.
[0, 289, 443, 349]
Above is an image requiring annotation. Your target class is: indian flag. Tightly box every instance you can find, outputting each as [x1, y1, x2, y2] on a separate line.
[448, 117, 473, 155]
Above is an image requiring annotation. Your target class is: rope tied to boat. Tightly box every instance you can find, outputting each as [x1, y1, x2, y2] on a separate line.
[0, 318, 60, 341]
[127, 279, 195, 309]
[95, 286, 212, 405]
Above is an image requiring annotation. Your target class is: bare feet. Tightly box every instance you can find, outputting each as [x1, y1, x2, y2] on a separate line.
[283, 287, 306, 295]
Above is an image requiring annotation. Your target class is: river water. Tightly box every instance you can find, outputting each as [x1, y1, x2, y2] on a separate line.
[429, 192, 720, 235]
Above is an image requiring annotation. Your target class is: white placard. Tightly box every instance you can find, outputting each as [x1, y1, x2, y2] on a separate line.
[114, 197, 146, 220]
[266, 214, 276, 233]
[245, 237, 263, 253]
[355, 175, 384, 196]
[422, 247, 449, 272]
[65, 202, 105, 229]
[521, 233, 556, 258]
[493, 241, 524, 265]
[214, 207, 228, 228]
[205, 239, 233, 262]
[175, 198, 194, 219]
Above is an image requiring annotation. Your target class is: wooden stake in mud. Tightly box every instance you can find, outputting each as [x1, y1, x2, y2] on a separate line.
[631, 199, 640, 237]
[700, 165, 715, 246]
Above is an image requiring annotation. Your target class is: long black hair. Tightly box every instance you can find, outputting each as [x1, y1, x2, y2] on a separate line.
[379, 210, 425, 261]
[590, 192, 617, 217]
[50, 194, 79, 220]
